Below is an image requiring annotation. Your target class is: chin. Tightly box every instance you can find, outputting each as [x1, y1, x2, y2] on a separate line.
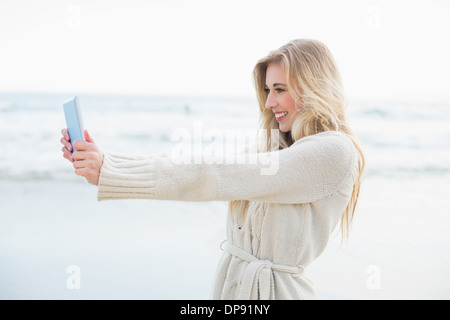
[279, 125, 291, 133]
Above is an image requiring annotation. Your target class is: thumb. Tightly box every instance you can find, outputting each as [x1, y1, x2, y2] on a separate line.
[84, 129, 95, 143]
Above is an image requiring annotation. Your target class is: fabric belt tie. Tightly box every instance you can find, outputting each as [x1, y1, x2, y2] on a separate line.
[221, 240, 304, 300]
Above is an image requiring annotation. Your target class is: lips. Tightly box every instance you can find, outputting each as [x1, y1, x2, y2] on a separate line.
[275, 111, 288, 121]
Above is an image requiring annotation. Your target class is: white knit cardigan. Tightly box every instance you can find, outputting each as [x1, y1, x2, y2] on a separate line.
[97, 131, 358, 300]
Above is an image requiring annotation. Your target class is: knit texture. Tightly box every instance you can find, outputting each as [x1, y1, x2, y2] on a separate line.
[97, 131, 358, 299]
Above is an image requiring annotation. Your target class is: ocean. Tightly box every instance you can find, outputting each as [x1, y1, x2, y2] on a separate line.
[0, 91, 449, 299]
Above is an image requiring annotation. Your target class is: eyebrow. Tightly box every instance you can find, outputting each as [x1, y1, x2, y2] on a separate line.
[265, 83, 287, 87]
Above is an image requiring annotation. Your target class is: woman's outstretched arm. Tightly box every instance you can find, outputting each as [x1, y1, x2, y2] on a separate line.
[94, 131, 357, 204]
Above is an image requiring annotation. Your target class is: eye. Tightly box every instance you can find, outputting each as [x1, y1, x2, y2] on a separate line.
[264, 87, 286, 94]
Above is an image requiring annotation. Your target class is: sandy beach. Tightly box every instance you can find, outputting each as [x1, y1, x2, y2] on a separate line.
[1, 173, 449, 299]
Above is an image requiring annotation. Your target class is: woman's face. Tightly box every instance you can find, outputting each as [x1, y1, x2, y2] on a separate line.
[264, 63, 299, 132]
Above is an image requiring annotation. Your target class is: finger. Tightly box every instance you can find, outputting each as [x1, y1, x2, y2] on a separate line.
[73, 140, 90, 151]
[84, 129, 95, 143]
[72, 150, 90, 161]
[61, 128, 70, 141]
[60, 137, 72, 152]
[62, 147, 73, 162]
[73, 160, 83, 169]
[63, 153, 73, 163]
[74, 159, 98, 169]
[73, 159, 92, 169]
[74, 167, 89, 177]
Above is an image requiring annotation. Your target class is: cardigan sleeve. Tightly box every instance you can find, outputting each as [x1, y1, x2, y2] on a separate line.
[97, 131, 357, 204]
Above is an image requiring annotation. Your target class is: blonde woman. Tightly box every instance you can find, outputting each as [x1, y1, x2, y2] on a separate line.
[60, 39, 365, 300]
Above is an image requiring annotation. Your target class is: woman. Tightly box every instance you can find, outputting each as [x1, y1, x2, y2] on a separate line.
[60, 39, 365, 300]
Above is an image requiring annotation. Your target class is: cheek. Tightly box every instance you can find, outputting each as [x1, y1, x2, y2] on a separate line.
[283, 96, 298, 114]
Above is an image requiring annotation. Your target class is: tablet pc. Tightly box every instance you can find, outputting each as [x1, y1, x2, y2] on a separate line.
[63, 96, 85, 152]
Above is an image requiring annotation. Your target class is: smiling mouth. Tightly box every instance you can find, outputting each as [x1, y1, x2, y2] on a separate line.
[275, 112, 288, 121]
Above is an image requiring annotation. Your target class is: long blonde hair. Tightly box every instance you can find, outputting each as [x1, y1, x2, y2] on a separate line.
[230, 39, 365, 238]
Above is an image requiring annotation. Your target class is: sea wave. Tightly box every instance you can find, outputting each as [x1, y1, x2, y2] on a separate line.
[350, 101, 450, 121]
[1, 91, 450, 182]
[0, 101, 15, 112]
[1, 165, 449, 182]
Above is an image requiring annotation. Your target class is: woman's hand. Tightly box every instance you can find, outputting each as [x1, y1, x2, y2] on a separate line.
[61, 128, 74, 162]
[60, 129, 104, 186]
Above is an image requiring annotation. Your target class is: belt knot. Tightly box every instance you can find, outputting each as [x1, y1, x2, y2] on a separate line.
[220, 240, 304, 299]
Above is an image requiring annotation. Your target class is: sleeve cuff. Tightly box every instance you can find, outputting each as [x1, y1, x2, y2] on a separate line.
[97, 152, 156, 201]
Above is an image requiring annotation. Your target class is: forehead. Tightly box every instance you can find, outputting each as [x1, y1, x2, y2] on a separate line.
[265, 63, 286, 84]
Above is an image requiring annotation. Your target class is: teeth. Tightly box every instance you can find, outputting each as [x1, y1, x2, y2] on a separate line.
[275, 112, 288, 119]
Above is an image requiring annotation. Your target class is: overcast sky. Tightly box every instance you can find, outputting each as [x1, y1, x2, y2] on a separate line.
[1, 0, 449, 103]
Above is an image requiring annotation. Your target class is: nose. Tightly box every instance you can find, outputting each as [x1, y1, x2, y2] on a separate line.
[265, 92, 277, 110]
